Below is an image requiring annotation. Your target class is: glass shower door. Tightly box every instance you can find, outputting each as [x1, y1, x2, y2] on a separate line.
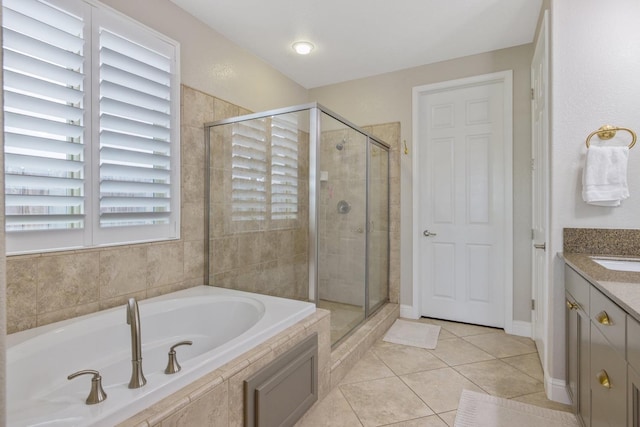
[317, 112, 367, 345]
[367, 141, 389, 313]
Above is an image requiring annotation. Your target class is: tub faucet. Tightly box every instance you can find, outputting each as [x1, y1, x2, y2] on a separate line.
[126, 297, 146, 389]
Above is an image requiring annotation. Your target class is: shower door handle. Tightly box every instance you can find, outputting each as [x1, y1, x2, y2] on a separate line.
[423, 230, 437, 237]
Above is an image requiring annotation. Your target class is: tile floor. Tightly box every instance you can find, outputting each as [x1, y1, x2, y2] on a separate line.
[296, 317, 573, 427]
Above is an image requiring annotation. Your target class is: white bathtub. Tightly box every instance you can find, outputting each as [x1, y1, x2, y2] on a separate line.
[7, 286, 316, 427]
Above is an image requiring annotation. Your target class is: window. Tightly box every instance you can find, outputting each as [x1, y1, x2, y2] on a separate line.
[230, 114, 299, 224]
[3, 0, 180, 254]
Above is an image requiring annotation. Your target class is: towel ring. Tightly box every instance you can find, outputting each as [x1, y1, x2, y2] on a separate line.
[585, 125, 637, 149]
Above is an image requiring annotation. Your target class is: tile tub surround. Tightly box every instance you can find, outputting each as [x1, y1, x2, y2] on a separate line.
[5, 86, 250, 334]
[118, 308, 331, 427]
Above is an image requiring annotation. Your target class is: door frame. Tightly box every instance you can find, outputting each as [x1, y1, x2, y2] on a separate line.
[411, 71, 514, 333]
[531, 10, 549, 356]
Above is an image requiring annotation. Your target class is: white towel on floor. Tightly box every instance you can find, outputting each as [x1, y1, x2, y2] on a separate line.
[582, 145, 630, 206]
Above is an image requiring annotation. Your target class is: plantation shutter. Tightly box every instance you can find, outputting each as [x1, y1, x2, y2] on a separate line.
[3, 0, 86, 239]
[231, 119, 267, 221]
[270, 115, 298, 220]
[3, 0, 180, 253]
[98, 27, 173, 229]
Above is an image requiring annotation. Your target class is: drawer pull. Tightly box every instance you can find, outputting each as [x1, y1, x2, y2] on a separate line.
[596, 311, 612, 325]
[566, 300, 578, 310]
[597, 370, 612, 389]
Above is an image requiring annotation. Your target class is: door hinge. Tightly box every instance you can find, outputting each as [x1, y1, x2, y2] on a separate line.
[531, 88, 535, 100]
[531, 299, 536, 310]
[531, 229, 535, 239]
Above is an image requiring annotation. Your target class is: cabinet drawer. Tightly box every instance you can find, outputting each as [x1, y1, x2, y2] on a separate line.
[565, 265, 589, 311]
[591, 326, 627, 427]
[591, 286, 626, 357]
[629, 315, 640, 373]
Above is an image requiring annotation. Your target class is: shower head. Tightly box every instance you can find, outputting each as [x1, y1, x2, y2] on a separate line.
[336, 138, 346, 151]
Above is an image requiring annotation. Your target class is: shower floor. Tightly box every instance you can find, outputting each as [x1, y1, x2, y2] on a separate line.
[317, 299, 364, 345]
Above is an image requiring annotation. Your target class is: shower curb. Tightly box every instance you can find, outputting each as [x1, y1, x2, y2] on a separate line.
[328, 303, 399, 389]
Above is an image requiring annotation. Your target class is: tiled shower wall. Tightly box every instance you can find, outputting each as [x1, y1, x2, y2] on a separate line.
[4, 86, 244, 334]
[208, 119, 310, 300]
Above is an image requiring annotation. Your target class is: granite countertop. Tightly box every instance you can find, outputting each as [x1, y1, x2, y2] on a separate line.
[563, 252, 640, 322]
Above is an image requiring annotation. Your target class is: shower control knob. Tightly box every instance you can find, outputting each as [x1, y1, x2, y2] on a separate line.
[423, 230, 437, 237]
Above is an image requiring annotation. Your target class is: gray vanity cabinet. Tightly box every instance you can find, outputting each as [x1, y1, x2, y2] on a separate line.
[628, 316, 640, 427]
[590, 324, 626, 427]
[566, 265, 591, 426]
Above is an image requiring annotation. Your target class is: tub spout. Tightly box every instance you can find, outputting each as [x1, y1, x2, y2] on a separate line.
[126, 298, 146, 389]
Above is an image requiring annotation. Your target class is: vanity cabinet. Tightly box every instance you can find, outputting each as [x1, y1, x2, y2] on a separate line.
[565, 265, 591, 426]
[565, 263, 640, 426]
[628, 316, 640, 427]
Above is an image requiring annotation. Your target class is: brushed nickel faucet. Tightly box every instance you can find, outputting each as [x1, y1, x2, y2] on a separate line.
[126, 297, 146, 389]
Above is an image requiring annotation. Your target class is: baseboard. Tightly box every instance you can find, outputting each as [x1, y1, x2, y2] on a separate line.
[545, 374, 571, 405]
[506, 320, 532, 338]
[400, 304, 419, 319]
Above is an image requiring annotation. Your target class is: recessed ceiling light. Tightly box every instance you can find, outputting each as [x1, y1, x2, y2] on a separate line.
[292, 41, 314, 55]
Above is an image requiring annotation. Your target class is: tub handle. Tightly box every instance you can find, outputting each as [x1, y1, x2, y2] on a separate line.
[165, 340, 193, 374]
[67, 370, 107, 405]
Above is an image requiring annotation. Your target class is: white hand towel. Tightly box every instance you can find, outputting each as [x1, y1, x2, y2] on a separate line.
[582, 145, 630, 206]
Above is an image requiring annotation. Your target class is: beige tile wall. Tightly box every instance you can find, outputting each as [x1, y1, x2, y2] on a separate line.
[208, 115, 310, 300]
[361, 122, 401, 305]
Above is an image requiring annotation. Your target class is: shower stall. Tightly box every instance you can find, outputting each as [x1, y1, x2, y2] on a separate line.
[205, 103, 389, 346]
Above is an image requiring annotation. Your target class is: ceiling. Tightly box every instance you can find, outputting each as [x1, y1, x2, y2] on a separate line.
[169, 0, 542, 89]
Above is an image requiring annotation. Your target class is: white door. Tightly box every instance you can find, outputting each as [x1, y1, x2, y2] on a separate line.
[414, 72, 512, 328]
[531, 11, 549, 350]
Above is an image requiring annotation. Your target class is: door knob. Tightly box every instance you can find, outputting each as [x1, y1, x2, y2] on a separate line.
[534, 243, 546, 250]
[423, 230, 437, 237]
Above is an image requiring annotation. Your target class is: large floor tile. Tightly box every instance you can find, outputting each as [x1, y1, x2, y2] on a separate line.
[437, 411, 457, 427]
[512, 391, 573, 413]
[454, 359, 544, 398]
[400, 367, 485, 413]
[339, 350, 396, 385]
[340, 377, 433, 427]
[463, 332, 537, 358]
[295, 388, 363, 427]
[372, 340, 447, 376]
[502, 352, 544, 381]
[429, 338, 494, 366]
[381, 414, 448, 426]
[420, 318, 498, 337]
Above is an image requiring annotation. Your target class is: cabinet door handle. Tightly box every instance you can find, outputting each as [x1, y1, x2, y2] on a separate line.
[596, 370, 612, 389]
[566, 300, 578, 310]
[596, 311, 612, 325]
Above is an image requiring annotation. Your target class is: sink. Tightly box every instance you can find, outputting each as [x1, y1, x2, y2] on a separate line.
[591, 257, 640, 272]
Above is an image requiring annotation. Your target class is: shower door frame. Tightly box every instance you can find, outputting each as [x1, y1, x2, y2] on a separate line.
[204, 102, 390, 322]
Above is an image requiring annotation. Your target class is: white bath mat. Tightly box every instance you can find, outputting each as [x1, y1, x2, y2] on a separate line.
[383, 319, 441, 349]
[454, 390, 580, 427]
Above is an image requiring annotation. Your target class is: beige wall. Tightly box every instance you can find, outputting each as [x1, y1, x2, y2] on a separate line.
[310, 44, 534, 322]
[100, 0, 309, 113]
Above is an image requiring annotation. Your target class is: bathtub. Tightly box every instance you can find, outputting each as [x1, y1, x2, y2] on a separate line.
[7, 286, 316, 427]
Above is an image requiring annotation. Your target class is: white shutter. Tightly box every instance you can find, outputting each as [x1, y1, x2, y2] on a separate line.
[231, 119, 267, 221]
[3, 0, 180, 253]
[271, 115, 298, 220]
[98, 27, 173, 228]
[3, 0, 86, 234]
